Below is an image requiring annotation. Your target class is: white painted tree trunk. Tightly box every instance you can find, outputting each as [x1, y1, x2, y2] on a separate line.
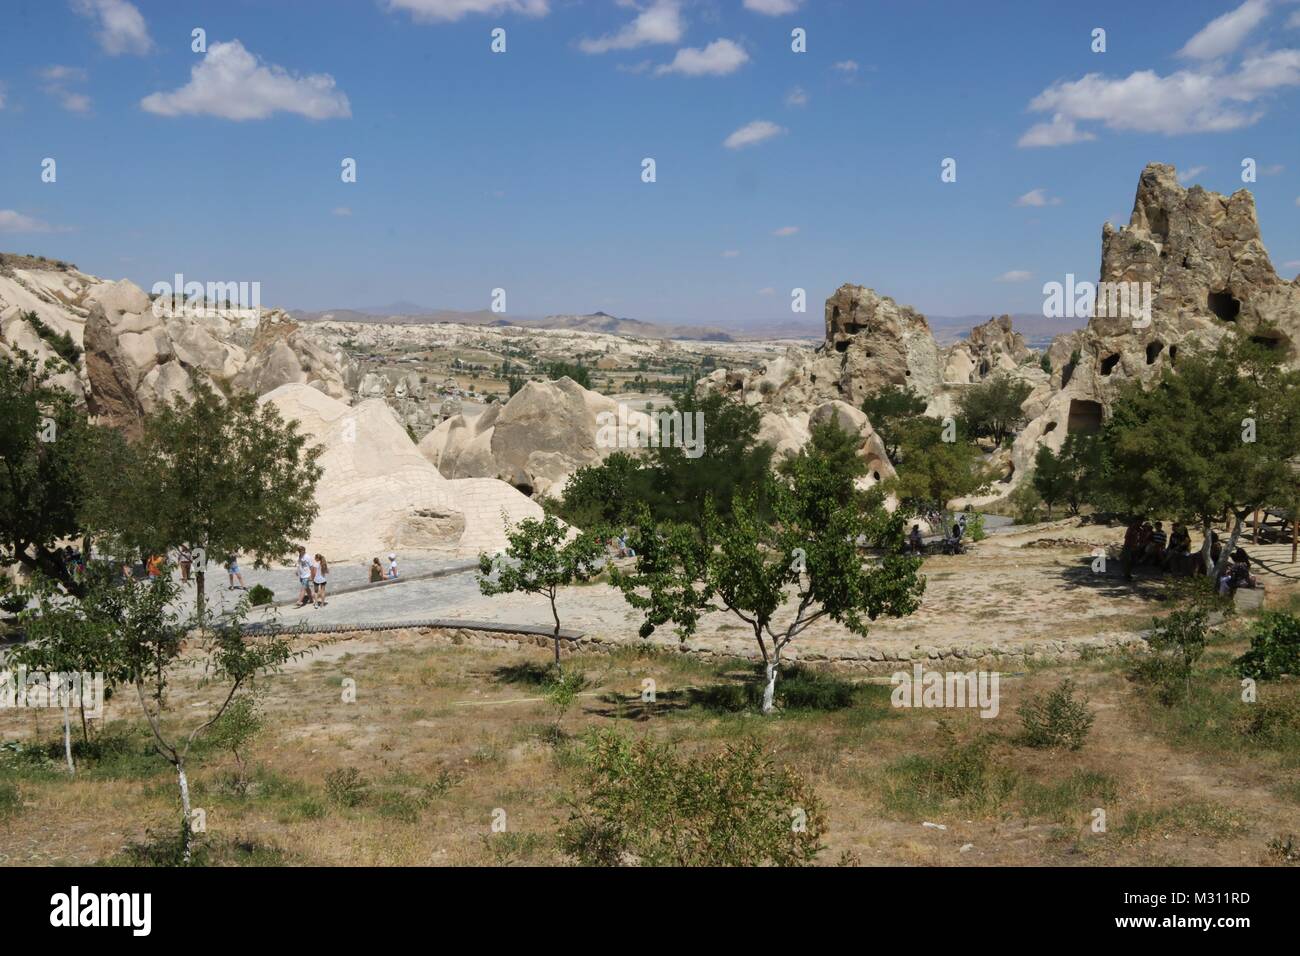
[761, 658, 779, 714]
[177, 761, 193, 865]
[1214, 515, 1247, 581]
[62, 706, 75, 776]
[1200, 518, 1214, 576]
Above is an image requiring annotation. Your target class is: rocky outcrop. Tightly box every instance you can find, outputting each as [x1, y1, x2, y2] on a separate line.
[825, 285, 944, 403]
[258, 384, 543, 559]
[1007, 162, 1300, 489]
[944, 315, 1032, 384]
[419, 376, 655, 497]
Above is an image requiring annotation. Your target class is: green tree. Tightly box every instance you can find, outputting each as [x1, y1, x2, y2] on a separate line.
[1101, 335, 1300, 577]
[861, 384, 927, 464]
[614, 438, 924, 713]
[549, 452, 650, 530]
[1031, 445, 1070, 519]
[82, 380, 323, 616]
[477, 514, 609, 672]
[889, 417, 992, 531]
[643, 390, 773, 525]
[0, 353, 91, 596]
[957, 373, 1033, 445]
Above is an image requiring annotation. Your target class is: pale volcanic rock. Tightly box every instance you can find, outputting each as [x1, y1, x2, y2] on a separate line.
[825, 285, 943, 403]
[259, 384, 543, 559]
[419, 376, 655, 497]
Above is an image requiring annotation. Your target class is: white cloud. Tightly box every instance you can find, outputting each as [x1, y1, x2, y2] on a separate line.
[1178, 0, 1269, 60]
[39, 65, 92, 113]
[655, 38, 748, 76]
[1283, 259, 1300, 270]
[72, 0, 152, 56]
[724, 119, 786, 149]
[140, 40, 351, 120]
[784, 85, 808, 107]
[1018, 112, 1096, 147]
[1178, 165, 1208, 183]
[1015, 188, 1063, 207]
[996, 270, 1032, 283]
[772, 225, 799, 237]
[743, 0, 802, 14]
[1019, 8, 1300, 146]
[1289, 10, 1300, 28]
[385, 0, 549, 22]
[757, 287, 776, 295]
[1295, 196, 1300, 205]
[1261, 163, 1285, 174]
[0, 210, 61, 233]
[722, 250, 740, 258]
[832, 60, 859, 74]
[579, 1, 683, 54]
[0, 84, 6, 109]
[332, 206, 352, 217]
[59, 92, 92, 113]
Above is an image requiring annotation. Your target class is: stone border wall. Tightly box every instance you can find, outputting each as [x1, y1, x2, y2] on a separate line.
[270, 621, 1151, 675]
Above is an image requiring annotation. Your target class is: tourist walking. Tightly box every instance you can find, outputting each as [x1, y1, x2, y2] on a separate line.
[225, 553, 247, 590]
[296, 546, 314, 607]
[386, 552, 399, 579]
[313, 554, 329, 607]
[178, 544, 192, 584]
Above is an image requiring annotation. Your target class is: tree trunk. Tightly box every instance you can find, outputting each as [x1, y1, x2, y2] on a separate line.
[177, 760, 193, 865]
[550, 593, 562, 674]
[1213, 514, 1247, 581]
[195, 570, 205, 620]
[62, 705, 75, 776]
[1200, 518, 1214, 576]
[761, 652, 780, 715]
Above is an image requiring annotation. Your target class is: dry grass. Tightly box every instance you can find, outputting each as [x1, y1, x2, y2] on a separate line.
[2, 610, 1297, 866]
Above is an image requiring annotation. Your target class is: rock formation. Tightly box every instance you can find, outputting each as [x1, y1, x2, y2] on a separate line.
[419, 376, 656, 497]
[259, 384, 544, 559]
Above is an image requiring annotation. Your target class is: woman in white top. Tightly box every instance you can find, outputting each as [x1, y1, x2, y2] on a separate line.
[312, 554, 329, 607]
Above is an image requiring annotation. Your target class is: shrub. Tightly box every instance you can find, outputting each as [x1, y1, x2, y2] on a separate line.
[1007, 479, 1043, 525]
[1134, 607, 1208, 704]
[0, 781, 21, 820]
[559, 731, 825, 866]
[324, 767, 369, 808]
[247, 584, 275, 606]
[1235, 611, 1300, 680]
[964, 511, 987, 542]
[1017, 679, 1095, 750]
[0, 590, 27, 616]
[1234, 696, 1300, 745]
[883, 723, 1016, 816]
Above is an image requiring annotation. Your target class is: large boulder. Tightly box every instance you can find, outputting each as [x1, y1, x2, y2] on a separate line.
[419, 377, 655, 497]
[259, 384, 543, 559]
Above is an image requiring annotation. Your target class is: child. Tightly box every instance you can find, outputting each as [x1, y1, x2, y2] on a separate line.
[386, 553, 399, 579]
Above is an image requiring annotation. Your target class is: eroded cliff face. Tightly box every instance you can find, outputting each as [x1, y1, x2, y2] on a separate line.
[700, 162, 1300, 500]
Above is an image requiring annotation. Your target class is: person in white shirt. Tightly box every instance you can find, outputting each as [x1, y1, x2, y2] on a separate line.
[296, 546, 313, 607]
[386, 553, 399, 579]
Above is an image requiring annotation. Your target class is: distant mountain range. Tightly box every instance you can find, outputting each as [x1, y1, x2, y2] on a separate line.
[288, 304, 1085, 347]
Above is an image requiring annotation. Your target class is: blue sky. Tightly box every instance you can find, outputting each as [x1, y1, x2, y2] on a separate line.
[1, 0, 1298, 326]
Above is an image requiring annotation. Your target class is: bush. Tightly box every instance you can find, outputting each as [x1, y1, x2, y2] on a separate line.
[1017, 679, 1095, 750]
[1007, 479, 1043, 525]
[559, 731, 825, 866]
[247, 584, 274, 607]
[324, 767, 369, 808]
[964, 511, 987, 542]
[883, 723, 1016, 816]
[1235, 611, 1300, 680]
[1133, 607, 1208, 704]
[0, 590, 27, 616]
[0, 781, 21, 820]
[1234, 697, 1300, 745]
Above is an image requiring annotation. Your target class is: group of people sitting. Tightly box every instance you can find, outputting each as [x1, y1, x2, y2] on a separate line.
[905, 514, 967, 557]
[1120, 518, 1258, 593]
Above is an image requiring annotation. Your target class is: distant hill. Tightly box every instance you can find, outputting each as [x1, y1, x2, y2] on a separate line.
[290, 306, 739, 341]
[928, 312, 1086, 347]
